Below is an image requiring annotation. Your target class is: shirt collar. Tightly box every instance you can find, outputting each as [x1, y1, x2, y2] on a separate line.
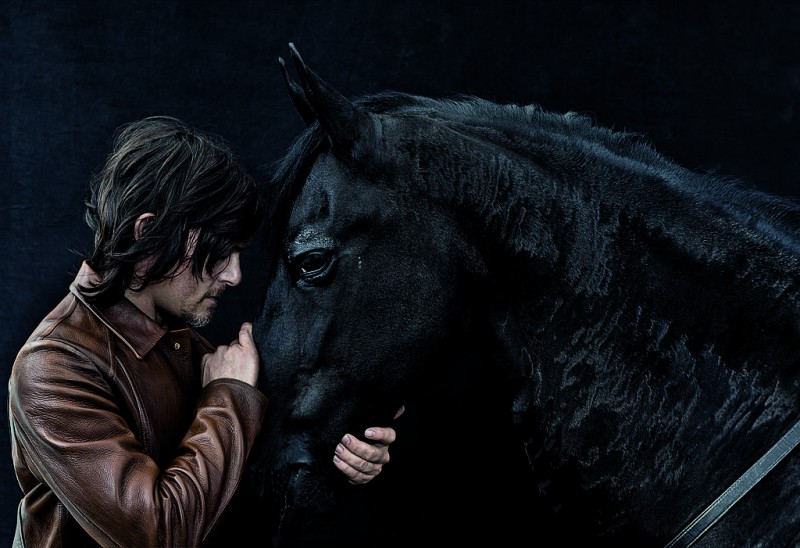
[69, 261, 173, 358]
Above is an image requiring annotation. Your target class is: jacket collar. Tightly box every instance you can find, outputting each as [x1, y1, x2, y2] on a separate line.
[69, 261, 172, 359]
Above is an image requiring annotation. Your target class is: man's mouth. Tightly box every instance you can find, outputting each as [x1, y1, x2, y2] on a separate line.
[204, 292, 223, 305]
[206, 289, 225, 300]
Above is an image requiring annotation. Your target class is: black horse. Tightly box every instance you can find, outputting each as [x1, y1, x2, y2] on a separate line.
[249, 44, 800, 546]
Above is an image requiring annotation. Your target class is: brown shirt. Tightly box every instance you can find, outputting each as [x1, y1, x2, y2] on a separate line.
[8, 262, 268, 547]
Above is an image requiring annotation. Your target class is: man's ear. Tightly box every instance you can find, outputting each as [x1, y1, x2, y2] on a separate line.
[133, 213, 156, 240]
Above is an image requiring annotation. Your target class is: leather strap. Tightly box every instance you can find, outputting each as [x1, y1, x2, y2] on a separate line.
[666, 418, 800, 547]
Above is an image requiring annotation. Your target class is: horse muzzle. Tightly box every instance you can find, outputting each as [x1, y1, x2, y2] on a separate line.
[269, 436, 340, 540]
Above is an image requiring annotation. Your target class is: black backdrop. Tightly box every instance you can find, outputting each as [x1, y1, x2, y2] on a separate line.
[2, 1, 799, 545]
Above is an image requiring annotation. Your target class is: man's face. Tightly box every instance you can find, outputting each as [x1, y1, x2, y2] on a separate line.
[158, 249, 243, 328]
[145, 229, 245, 327]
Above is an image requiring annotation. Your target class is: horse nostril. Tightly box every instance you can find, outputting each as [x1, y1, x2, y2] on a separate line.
[272, 460, 339, 539]
[271, 441, 326, 504]
[274, 437, 318, 470]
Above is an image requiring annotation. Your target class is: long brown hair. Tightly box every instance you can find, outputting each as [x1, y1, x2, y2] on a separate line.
[82, 116, 263, 303]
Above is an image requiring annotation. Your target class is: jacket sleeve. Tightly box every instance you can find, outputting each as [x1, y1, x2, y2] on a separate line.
[9, 340, 269, 548]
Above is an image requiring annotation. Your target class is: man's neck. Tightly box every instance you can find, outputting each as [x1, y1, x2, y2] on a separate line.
[124, 287, 161, 326]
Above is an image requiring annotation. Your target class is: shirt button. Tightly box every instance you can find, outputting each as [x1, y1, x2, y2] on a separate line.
[174, 342, 181, 350]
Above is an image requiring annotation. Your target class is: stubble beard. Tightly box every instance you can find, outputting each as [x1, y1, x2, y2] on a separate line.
[184, 289, 223, 328]
[185, 307, 214, 328]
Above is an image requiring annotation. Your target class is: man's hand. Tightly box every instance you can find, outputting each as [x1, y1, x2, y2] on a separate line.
[201, 322, 259, 387]
[333, 405, 405, 485]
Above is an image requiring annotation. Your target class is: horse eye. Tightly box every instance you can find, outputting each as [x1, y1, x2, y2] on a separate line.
[288, 249, 333, 283]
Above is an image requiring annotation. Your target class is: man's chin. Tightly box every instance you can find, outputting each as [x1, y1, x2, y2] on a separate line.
[185, 305, 215, 328]
[187, 316, 212, 328]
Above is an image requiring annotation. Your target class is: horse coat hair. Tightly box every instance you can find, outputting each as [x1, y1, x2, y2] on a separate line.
[247, 45, 800, 546]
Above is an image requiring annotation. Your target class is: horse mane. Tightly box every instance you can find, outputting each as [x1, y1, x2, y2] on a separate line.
[265, 90, 800, 271]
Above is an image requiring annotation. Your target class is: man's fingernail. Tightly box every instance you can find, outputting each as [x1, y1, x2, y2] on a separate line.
[341, 435, 351, 445]
[335, 443, 344, 454]
[365, 429, 376, 438]
[333, 455, 341, 464]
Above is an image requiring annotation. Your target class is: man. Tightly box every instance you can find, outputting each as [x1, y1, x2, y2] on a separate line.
[8, 116, 399, 547]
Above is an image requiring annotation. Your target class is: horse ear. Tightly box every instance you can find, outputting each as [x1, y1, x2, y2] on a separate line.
[285, 43, 381, 161]
[278, 56, 316, 127]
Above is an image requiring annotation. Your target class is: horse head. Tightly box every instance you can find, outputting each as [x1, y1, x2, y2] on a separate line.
[250, 44, 490, 541]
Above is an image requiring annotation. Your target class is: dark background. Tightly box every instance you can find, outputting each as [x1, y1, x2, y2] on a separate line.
[2, 1, 799, 545]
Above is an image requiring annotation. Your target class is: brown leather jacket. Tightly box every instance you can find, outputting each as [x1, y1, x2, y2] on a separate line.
[8, 262, 269, 547]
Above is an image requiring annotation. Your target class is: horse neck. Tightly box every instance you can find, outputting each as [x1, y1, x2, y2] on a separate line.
[443, 130, 800, 418]
[400, 117, 800, 536]
[441, 131, 800, 306]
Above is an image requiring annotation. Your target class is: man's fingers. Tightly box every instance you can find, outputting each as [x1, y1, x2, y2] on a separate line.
[238, 322, 254, 347]
[333, 454, 374, 485]
[340, 434, 391, 463]
[333, 437, 385, 485]
[364, 426, 397, 447]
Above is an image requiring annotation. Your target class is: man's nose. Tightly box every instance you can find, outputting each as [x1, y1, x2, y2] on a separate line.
[217, 252, 242, 286]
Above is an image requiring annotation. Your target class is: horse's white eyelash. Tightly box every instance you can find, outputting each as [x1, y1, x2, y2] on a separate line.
[287, 228, 335, 256]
